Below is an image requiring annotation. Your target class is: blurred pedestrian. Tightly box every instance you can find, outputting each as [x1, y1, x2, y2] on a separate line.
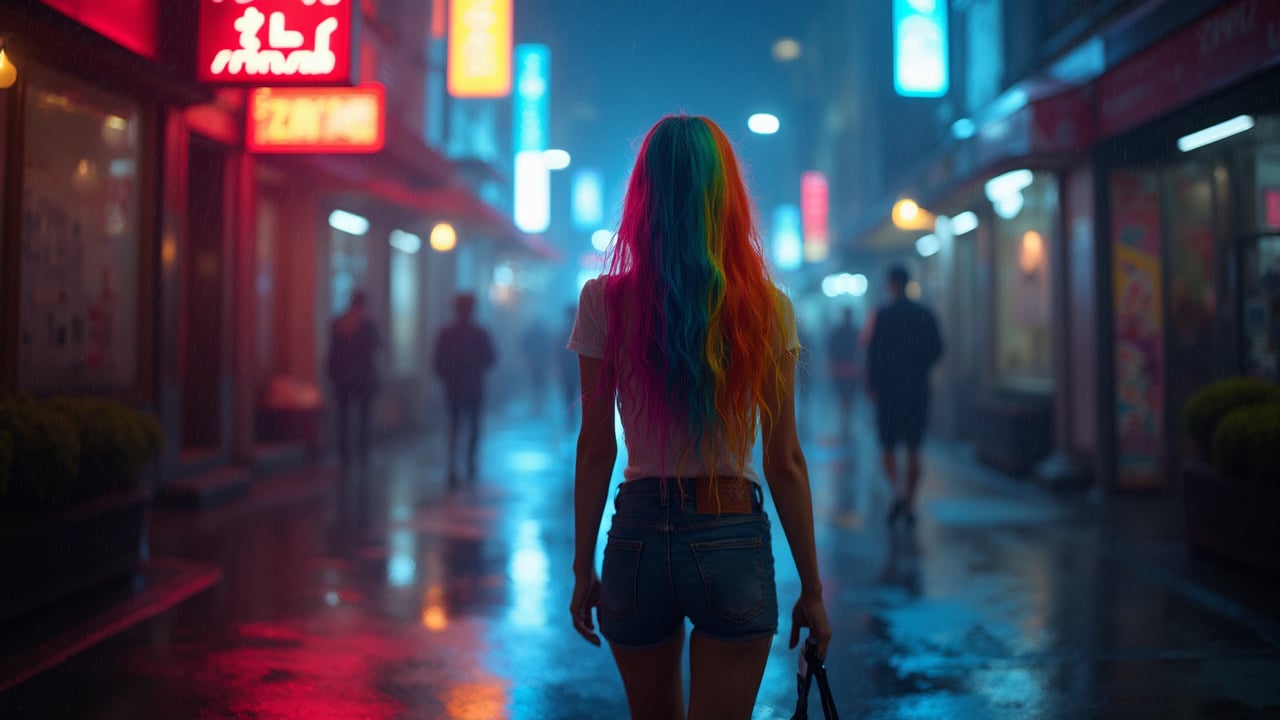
[327, 290, 380, 468]
[432, 293, 496, 486]
[557, 304, 581, 428]
[567, 115, 831, 720]
[521, 318, 553, 416]
[826, 306, 861, 438]
[866, 266, 943, 527]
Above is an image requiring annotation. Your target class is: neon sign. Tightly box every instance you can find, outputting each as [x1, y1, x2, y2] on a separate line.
[246, 84, 385, 154]
[801, 172, 829, 263]
[198, 0, 357, 85]
[513, 44, 550, 152]
[893, 0, 949, 98]
[449, 0, 513, 98]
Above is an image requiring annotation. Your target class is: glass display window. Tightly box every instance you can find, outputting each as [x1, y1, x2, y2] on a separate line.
[18, 64, 142, 394]
[992, 171, 1058, 391]
[390, 240, 420, 375]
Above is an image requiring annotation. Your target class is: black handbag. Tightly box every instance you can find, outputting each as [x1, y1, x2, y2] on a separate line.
[791, 637, 839, 719]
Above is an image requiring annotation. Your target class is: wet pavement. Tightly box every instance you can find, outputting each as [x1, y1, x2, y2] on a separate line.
[3, 391, 1280, 719]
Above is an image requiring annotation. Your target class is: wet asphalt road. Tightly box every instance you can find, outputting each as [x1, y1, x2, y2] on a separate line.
[2, 391, 1280, 719]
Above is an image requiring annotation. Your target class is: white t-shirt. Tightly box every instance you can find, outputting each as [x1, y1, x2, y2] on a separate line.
[567, 276, 799, 482]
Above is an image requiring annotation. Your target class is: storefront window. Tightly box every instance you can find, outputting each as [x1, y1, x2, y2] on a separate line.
[390, 237, 420, 375]
[992, 172, 1057, 391]
[18, 65, 141, 394]
[329, 224, 369, 314]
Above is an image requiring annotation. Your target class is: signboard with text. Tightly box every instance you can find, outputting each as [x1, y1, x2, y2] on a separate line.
[198, 0, 358, 86]
[449, 0, 513, 97]
[246, 84, 385, 153]
[801, 172, 829, 263]
[893, 0, 949, 97]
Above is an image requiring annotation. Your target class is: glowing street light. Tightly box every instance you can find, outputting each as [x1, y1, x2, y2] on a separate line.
[542, 148, 571, 170]
[430, 222, 457, 252]
[891, 198, 935, 230]
[748, 113, 780, 135]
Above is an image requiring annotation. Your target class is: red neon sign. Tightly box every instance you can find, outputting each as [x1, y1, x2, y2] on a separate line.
[198, 0, 357, 86]
[247, 84, 385, 154]
[801, 171, 829, 263]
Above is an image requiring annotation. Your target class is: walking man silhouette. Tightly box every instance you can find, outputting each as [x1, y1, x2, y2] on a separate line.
[866, 266, 943, 527]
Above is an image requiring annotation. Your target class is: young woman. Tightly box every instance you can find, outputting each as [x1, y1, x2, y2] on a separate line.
[568, 115, 831, 720]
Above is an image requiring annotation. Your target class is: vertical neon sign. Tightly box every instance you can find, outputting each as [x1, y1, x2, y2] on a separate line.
[512, 44, 551, 234]
[894, 0, 949, 98]
[801, 172, 829, 263]
[448, 0, 513, 98]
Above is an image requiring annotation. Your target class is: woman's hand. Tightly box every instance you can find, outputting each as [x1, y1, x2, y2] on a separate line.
[789, 591, 832, 660]
[570, 572, 603, 646]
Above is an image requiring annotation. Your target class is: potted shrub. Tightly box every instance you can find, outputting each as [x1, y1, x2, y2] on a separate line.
[1180, 379, 1280, 577]
[0, 395, 164, 623]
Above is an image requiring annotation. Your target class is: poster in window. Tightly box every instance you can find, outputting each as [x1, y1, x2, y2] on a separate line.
[1110, 169, 1165, 489]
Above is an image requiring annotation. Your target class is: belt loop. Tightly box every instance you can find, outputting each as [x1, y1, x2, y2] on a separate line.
[658, 478, 670, 507]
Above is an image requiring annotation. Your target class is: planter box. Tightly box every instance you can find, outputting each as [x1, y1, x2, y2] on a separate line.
[0, 489, 150, 625]
[1182, 460, 1280, 578]
[971, 393, 1053, 476]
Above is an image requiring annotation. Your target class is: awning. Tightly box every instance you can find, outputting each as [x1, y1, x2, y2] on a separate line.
[843, 83, 1093, 253]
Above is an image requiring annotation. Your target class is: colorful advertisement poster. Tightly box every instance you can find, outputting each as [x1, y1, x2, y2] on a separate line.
[1110, 170, 1165, 489]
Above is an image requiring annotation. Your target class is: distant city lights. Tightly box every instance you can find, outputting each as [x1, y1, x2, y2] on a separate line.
[328, 209, 369, 236]
[772, 38, 802, 62]
[950, 210, 979, 235]
[984, 169, 1033, 220]
[429, 222, 457, 252]
[389, 229, 422, 254]
[771, 204, 803, 272]
[748, 113, 780, 135]
[915, 233, 941, 258]
[591, 229, 614, 253]
[822, 272, 868, 298]
[542, 148, 571, 170]
[572, 169, 605, 230]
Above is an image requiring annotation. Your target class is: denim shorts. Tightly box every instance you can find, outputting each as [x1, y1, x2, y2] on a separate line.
[598, 477, 779, 648]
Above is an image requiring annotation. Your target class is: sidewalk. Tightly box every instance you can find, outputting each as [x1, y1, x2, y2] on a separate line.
[2, 393, 1279, 719]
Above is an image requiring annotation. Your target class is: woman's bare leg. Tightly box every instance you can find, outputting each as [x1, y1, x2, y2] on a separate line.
[610, 628, 687, 720]
[687, 632, 772, 720]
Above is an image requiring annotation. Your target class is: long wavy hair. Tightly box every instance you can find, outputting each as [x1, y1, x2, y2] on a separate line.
[602, 115, 791, 479]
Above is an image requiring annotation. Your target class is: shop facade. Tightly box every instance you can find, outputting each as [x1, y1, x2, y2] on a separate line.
[1, 0, 547, 490]
[1094, 0, 1280, 490]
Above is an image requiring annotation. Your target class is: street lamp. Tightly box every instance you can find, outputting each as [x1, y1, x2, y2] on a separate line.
[748, 113, 780, 135]
[891, 198, 935, 231]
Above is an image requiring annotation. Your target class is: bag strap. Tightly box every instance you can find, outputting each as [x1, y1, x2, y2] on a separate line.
[791, 639, 839, 720]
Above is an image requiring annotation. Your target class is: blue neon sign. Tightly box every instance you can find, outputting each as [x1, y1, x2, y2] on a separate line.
[513, 44, 550, 152]
[894, 0, 949, 98]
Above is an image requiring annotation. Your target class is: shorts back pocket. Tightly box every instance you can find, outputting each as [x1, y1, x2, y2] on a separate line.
[691, 536, 766, 623]
[600, 536, 643, 620]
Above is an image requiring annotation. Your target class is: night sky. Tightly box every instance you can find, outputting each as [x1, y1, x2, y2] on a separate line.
[513, 0, 823, 223]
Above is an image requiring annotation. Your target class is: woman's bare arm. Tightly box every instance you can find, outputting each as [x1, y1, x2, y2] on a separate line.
[761, 351, 831, 654]
[573, 355, 617, 577]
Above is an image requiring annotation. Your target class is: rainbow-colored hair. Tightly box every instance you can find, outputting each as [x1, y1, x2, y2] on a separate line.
[603, 115, 791, 478]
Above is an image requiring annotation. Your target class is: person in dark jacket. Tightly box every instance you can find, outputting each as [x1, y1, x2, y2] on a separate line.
[866, 266, 943, 526]
[432, 293, 496, 485]
[327, 291, 380, 467]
